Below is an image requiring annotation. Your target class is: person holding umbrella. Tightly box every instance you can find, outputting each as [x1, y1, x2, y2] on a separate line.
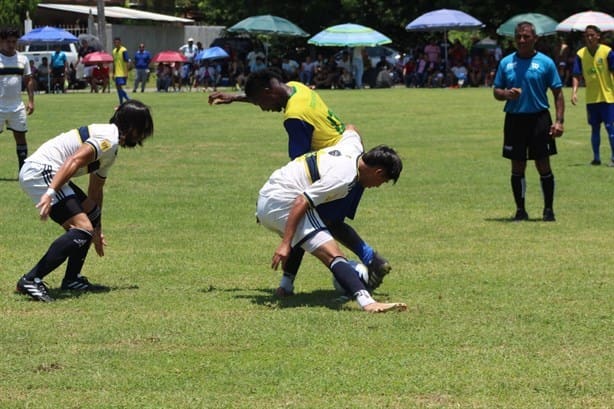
[571, 25, 614, 166]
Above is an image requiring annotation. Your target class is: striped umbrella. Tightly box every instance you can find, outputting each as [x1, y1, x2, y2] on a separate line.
[556, 11, 614, 32]
[308, 23, 391, 47]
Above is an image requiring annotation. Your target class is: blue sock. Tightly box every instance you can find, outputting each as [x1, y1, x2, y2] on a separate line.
[358, 244, 375, 266]
[591, 125, 601, 161]
[605, 123, 614, 161]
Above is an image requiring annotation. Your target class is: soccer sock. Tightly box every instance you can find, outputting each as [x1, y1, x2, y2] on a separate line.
[329, 222, 375, 265]
[511, 172, 526, 210]
[329, 256, 374, 308]
[64, 240, 92, 282]
[605, 123, 614, 161]
[16, 143, 27, 170]
[24, 228, 93, 280]
[281, 247, 305, 289]
[591, 125, 601, 161]
[540, 172, 555, 210]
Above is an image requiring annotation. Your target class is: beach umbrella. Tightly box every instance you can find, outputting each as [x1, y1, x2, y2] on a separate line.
[406, 9, 484, 68]
[195, 46, 230, 61]
[82, 51, 113, 65]
[556, 11, 614, 32]
[19, 26, 78, 43]
[152, 50, 188, 63]
[496, 13, 559, 37]
[472, 37, 499, 49]
[227, 15, 309, 37]
[308, 23, 391, 47]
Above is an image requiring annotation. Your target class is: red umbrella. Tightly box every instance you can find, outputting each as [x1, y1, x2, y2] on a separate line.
[152, 50, 187, 63]
[82, 51, 113, 65]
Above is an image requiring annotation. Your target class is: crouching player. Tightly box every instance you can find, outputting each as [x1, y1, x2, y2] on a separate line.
[256, 129, 406, 313]
[16, 100, 154, 302]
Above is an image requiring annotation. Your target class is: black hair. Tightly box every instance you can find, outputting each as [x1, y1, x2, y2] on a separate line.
[585, 25, 601, 34]
[110, 100, 154, 147]
[244, 68, 283, 99]
[0, 27, 20, 39]
[362, 145, 403, 184]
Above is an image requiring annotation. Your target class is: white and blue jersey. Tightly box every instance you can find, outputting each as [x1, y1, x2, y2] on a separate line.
[494, 51, 562, 114]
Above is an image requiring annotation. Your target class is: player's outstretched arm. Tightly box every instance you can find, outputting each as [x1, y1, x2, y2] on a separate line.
[208, 91, 248, 105]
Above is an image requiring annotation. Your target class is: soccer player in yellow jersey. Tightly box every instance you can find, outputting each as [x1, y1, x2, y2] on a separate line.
[112, 37, 131, 105]
[209, 69, 393, 296]
[571, 25, 614, 166]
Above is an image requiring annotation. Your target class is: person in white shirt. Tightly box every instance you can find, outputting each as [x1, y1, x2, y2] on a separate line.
[256, 129, 407, 313]
[0, 27, 34, 172]
[16, 100, 154, 302]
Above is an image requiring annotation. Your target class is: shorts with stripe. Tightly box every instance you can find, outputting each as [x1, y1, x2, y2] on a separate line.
[19, 162, 86, 224]
[256, 193, 333, 253]
[502, 110, 556, 161]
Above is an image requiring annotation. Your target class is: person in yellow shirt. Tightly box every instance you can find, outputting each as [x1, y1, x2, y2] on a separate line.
[112, 37, 131, 104]
[571, 25, 614, 166]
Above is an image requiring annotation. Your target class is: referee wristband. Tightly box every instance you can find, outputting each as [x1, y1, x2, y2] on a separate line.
[45, 188, 56, 198]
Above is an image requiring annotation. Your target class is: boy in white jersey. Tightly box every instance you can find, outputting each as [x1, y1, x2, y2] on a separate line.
[16, 100, 154, 302]
[0, 27, 34, 172]
[256, 129, 407, 313]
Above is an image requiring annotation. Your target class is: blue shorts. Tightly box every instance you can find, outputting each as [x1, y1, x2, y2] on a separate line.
[586, 103, 614, 126]
[115, 77, 127, 86]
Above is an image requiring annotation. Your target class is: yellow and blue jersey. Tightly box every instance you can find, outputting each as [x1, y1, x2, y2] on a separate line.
[112, 46, 130, 78]
[573, 45, 614, 104]
[283, 81, 345, 159]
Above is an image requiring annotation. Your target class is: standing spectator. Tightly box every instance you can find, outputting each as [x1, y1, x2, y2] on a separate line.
[132, 43, 152, 93]
[179, 37, 198, 74]
[209, 69, 393, 296]
[299, 55, 317, 85]
[424, 38, 441, 68]
[37, 56, 50, 92]
[112, 37, 131, 104]
[78, 39, 96, 84]
[493, 21, 564, 222]
[27, 60, 38, 92]
[256, 135, 406, 313]
[571, 25, 614, 166]
[0, 27, 34, 172]
[50, 44, 67, 93]
[468, 55, 484, 87]
[15, 101, 154, 302]
[352, 47, 364, 89]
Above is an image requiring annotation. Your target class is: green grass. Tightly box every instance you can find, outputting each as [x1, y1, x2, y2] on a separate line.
[0, 87, 612, 408]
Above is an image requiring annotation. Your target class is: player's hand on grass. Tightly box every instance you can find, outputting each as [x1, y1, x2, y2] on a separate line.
[93, 228, 107, 257]
[271, 243, 291, 271]
[208, 92, 232, 105]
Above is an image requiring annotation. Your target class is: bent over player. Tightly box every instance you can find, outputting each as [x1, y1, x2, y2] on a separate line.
[16, 100, 154, 302]
[209, 68, 392, 296]
[256, 129, 406, 313]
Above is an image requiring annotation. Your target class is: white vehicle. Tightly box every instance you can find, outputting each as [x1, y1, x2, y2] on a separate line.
[22, 42, 80, 68]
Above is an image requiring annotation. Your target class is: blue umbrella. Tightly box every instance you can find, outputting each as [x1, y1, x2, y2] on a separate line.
[19, 26, 78, 43]
[195, 46, 230, 61]
[406, 9, 484, 67]
[308, 23, 392, 47]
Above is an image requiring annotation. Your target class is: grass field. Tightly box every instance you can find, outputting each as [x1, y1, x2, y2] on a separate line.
[0, 87, 612, 409]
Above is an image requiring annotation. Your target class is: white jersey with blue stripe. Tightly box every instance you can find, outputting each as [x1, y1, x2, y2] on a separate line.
[25, 124, 119, 178]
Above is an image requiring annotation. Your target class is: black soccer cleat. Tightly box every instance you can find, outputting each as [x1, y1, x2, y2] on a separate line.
[513, 209, 529, 221]
[61, 275, 110, 292]
[367, 252, 392, 291]
[16, 276, 54, 302]
[542, 208, 556, 222]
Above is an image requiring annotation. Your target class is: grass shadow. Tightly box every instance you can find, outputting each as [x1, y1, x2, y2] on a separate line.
[46, 284, 139, 300]
[0, 177, 18, 182]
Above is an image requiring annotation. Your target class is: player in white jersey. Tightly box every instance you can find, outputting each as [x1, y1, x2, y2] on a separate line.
[0, 27, 34, 172]
[15, 100, 154, 302]
[256, 129, 407, 313]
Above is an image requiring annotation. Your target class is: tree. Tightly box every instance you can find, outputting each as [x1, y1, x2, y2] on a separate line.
[0, 0, 39, 29]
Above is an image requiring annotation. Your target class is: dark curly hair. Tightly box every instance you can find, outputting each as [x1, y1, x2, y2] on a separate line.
[109, 100, 154, 147]
[244, 68, 284, 99]
[362, 145, 403, 184]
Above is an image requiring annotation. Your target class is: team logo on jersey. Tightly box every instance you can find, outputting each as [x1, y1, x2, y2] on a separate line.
[100, 139, 112, 151]
[328, 150, 341, 157]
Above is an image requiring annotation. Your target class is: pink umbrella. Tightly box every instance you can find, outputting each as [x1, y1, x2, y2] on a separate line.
[152, 50, 187, 63]
[82, 51, 113, 65]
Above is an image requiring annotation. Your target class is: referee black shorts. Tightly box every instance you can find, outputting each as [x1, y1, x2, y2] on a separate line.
[502, 110, 557, 161]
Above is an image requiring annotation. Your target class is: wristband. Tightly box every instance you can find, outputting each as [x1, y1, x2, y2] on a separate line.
[45, 188, 56, 198]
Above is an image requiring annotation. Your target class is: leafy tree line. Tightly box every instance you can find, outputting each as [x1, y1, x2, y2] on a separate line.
[3, 0, 613, 48]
